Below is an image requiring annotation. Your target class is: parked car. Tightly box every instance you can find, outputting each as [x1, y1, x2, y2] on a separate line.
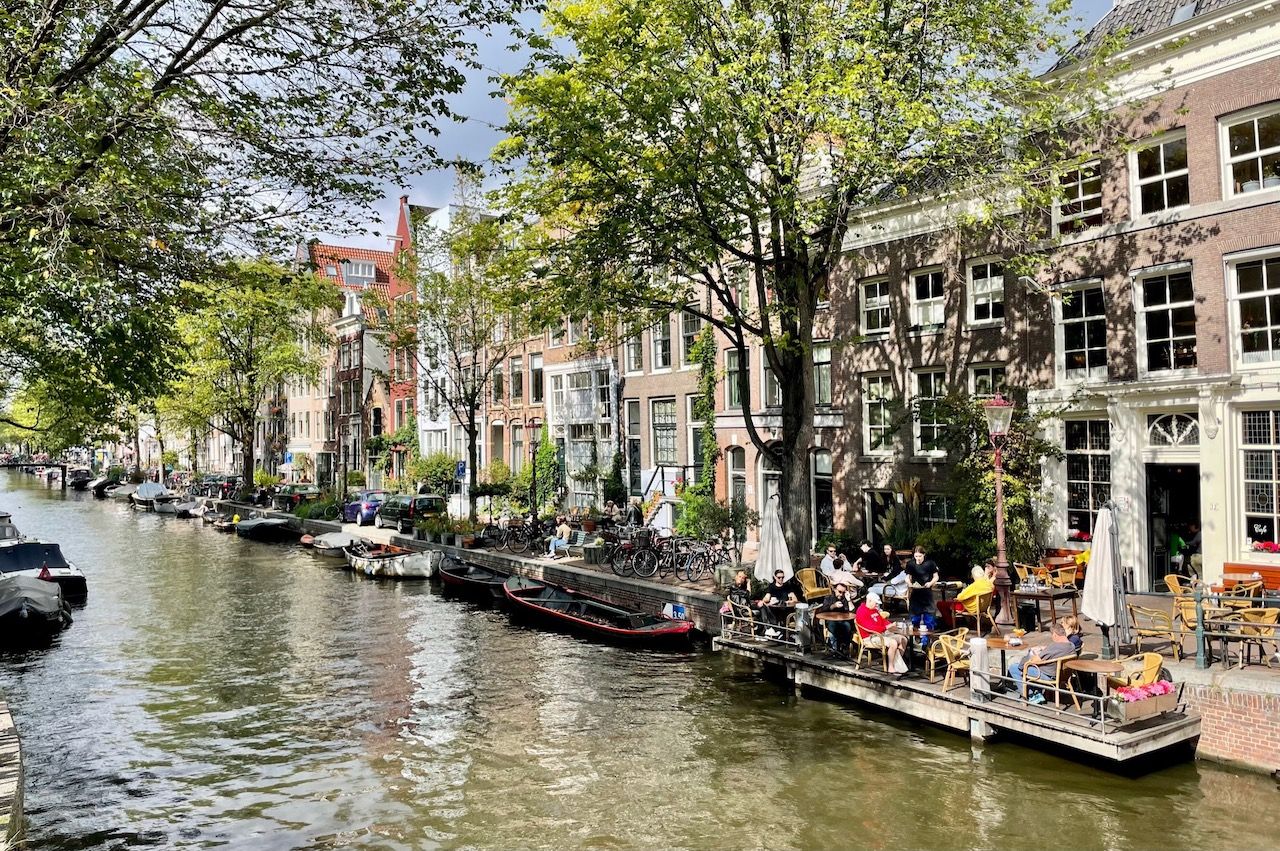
[375, 494, 447, 534]
[271, 484, 322, 511]
[342, 490, 389, 525]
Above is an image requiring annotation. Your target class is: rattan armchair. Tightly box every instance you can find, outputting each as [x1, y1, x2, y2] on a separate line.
[1234, 607, 1278, 668]
[1128, 603, 1182, 660]
[955, 591, 999, 637]
[1021, 652, 1081, 710]
[852, 624, 890, 672]
[1106, 652, 1164, 691]
[794, 568, 830, 603]
[927, 630, 971, 692]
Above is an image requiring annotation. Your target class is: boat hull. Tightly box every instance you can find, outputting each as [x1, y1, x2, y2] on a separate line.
[235, 519, 299, 543]
[439, 558, 509, 599]
[346, 548, 437, 578]
[502, 575, 694, 646]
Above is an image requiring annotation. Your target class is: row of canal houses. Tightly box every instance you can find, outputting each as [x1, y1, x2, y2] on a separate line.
[211, 0, 1280, 591]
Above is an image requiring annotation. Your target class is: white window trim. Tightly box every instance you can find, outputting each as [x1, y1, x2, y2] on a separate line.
[1053, 158, 1104, 236]
[623, 336, 644, 376]
[650, 397, 678, 467]
[912, 368, 947, 458]
[725, 349, 747, 410]
[679, 307, 702, 369]
[1128, 129, 1190, 219]
[965, 256, 1005, 328]
[1131, 262, 1197, 378]
[1053, 278, 1108, 386]
[813, 342, 833, 407]
[969, 362, 1007, 398]
[1227, 246, 1280, 371]
[650, 317, 673, 373]
[860, 276, 891, 337]
[1219, 103, 1280, 201]
[862, 372, 894, 457]
[686, 395, 703, 468]
[909, 266, 946, 333]
[761, 358, 782, 409]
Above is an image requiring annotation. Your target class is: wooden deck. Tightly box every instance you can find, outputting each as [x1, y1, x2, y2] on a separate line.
[714, 635, 1202, 764]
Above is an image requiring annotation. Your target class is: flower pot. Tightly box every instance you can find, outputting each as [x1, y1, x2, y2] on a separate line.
[583, 544, 603, 566]
[582, 519, 597, 533]
[1242, 179, 1261, 193]
[461, 534, 477, 548]
[1111, 691, 1176, 722]
[1264, 175, 1280, 189]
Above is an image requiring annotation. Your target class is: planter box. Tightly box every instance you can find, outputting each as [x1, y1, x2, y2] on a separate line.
[1111, 691, 1177, 723]
[460, 535, 477, 548]
[583, 545, 604, 566]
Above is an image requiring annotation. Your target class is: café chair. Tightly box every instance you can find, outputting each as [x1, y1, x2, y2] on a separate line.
[955, 591, 1000, 637]
[1105, 652, 1163, 691]
[1127, 603, 1182, 660]
[794, 568, 830, 603]
[926, 628, 969, 691]
[852, 625, 890, 672]
[1021, 652, 1081, 710]
[722, 600, 758, 640]
[1228, 579, 1264, 598]
[1013, 563, 1035, 584]
[1046, 565, 1079, 588]
[1164, 573, 1199, 596]
[1234, 607, 1279, 668]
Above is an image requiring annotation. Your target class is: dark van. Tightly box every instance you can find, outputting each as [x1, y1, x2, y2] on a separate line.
[375, 494, 448, 533]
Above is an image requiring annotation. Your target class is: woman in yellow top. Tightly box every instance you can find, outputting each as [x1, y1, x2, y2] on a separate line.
[937, 564, 995, 628]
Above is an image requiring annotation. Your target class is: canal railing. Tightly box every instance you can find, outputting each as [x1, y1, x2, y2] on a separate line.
[1122, 587, 1280, 670]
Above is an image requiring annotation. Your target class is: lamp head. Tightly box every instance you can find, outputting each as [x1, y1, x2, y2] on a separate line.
[983, 393, 1015, 438]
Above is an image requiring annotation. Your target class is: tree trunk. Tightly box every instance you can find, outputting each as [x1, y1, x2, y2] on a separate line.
[777, 346, 815, 564]
[157, 431, 166, 482]
[189, 428, 199, 476]
[465, 416, 478, 522]
[240, 415, 256, 497]
[132, 424, 141, 481]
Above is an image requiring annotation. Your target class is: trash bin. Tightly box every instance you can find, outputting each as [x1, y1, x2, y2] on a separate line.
[1017, 601, 1038, 633]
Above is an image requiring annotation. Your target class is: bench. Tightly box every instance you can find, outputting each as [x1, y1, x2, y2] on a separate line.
[1222, 563, 1280, 591]
[545, 529, 594, 557]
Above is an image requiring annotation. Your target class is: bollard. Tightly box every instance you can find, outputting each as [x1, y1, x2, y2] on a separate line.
[794, 602, 811, 651]
[1194, 584, 1207, 669]
[970, 637, 990, 702]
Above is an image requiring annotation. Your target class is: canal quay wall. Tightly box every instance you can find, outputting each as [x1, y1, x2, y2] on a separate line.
[0, 702, 23, 849]
[1173, 664, 1280, 775]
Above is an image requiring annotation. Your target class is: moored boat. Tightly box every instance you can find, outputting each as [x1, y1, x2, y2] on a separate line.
[312, 532, 359, 559]
[110, 483, 137, 502]
[234, 516, 299, 543]
[89, 476, 118, 498]
[0, 539, 89, 601]
[439, 557, 509, 600]
[0, 575, 72, 643]
[68, 468, 93, 490]
[344, 541, 436, 578]
[502, 575, 694, 646]
[174, 500, 201, 518]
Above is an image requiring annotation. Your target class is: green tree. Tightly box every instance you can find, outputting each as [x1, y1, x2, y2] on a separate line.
[497, 0, 1118, 555]
[165, 259, 339, 489]
[0, 0, 513, 421]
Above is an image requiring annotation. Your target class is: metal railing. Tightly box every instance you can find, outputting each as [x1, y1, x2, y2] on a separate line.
[1123, 586, 1279, 669]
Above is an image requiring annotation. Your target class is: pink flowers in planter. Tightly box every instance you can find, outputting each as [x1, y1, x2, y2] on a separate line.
[1251, 540, 1280, 553]
[1113, 680, 1175, 702]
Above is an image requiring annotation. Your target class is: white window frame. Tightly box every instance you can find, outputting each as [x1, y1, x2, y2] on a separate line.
[548, 317, 566, 348]
[1220, 103, 1280, 199]
[1055, 280, 1108, 384]
[922, 493, 956, 526]
[1229, 248, 1280, 370]
[762, 358, 782, 408]
[1133, 263, 1197, 376]
[651, 398, 678, 466]
[726, 349, 747, 409]
[624, 336, 643, 374]
[813, 343, 832, 407]
[1064, 419, 1111, 540]
[551, 374, 564, 408]
[863, 373, 894, 456]
[966, 258, 1005, 327]
[861, 277, 891, 335]
[680, 309, 702, 366]
[913, 369, 946, 456]
[1241, 409, 1280, 548]
[970, 363, 1007, 398]
[686, 395, 703, 468]
[1054, 159, 1104, 235]
[727, 446, 748, 505]
[650, 317, 672, 371]
[1130, 130, 1190, 216]
[530, 353, 544, 404]
[909, 267, 946, 331]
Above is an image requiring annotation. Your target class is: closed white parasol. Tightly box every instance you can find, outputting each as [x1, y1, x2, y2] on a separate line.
[753, 496, 793, 583]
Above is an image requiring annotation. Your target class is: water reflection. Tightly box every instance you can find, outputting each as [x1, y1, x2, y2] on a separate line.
[0, 475, 1276, 850]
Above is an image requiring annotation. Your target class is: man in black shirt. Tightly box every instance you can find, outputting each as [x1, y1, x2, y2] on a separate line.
[906, 545, 939, 637]
[852, 540, 883, 577]
[756, 570, 797, 638]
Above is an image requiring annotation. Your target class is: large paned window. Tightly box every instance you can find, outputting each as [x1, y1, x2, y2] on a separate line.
[651, 317, 672, 370]
[626, 400, 642, 494]
[763, 362, 782, 408]
[511, 423, 524, 474]
[1056, 160, 1103, 233]
[861, 278, 891, 334]
[1134, 133, 1190, 214]
[814, 344, 832, 407]
[914, 370, 946, 454]
[596, 369, 611, 418]
[624, 336, 643, 373]
[509, 356, 523, 402]
[968, 260, 1005, 325]
[1242, 410, 1280, 545]
[492, 367, 504, 403]
[1139, 268, 1197, 372]
[1224, 106, 1280, 196]
[551, 374, 564, 407]
[1236, 255, 1280, 364]
[1061, 285, 1107, 381]
[726, 349, 747, 409]
[910, 268, 945, 330]
[922, 494, 956, 526]
[864, 374, 894, 454]
[1066, 420, 1111, 539]
[651, 399, 677, 465]
[971, 364, 1007, 398]
[530, 354, 544, 403]
[727, 447, 747, 505]
[681, 310, 702, 365]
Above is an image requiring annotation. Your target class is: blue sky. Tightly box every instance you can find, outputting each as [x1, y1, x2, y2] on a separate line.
[330, 0, 1115, 250]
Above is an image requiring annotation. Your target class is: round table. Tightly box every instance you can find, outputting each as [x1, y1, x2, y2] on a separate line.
[814, 611, 855, 622]
[1065, 658, 1124, 704]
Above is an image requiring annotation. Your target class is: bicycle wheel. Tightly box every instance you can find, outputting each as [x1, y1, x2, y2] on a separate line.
[322, 503, 340, 521]
[481, 523, 501, 548]
[509, 527, 531, 554]
[611, 545, 633, 576]
[631, 548, 659, 578]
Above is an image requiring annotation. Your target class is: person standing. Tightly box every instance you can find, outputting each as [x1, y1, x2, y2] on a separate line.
[906, 545, 940, 639]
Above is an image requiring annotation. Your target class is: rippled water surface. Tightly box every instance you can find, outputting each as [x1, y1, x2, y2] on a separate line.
[0, 474, 1276, 850]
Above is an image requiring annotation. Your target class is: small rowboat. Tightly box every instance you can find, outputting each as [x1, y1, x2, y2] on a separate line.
[311, 532, 358, 559]
[344, 542, 436, 578]
[502, 575, 693, 646]
[438, 557, 509, 599]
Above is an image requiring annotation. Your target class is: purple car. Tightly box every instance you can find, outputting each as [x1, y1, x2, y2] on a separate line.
[343, 490, 389, 525]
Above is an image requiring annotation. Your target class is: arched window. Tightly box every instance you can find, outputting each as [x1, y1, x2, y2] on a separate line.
[1148, 413, 1199, 447]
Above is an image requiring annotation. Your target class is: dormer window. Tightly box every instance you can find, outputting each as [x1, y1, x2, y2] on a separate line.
[343, 260, 376, 287]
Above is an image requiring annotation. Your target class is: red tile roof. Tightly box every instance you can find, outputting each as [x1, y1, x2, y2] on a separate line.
[307, 243, 395, 291]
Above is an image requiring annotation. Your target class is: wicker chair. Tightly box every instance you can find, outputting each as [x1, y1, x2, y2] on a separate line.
[721, 599, 758, 640]
[927, 629, 971, 692]
[1227, 579, 1264, 598]
[852, 623, 890, 672]
[1165, 573, 1199, 596]
[794, 568, 830, 603]
[1021, 652, 1081, 709]
[954, 591, 999, 637]
[1046, 565, 1079, 588]
[1106, 652, 1163, 691]
[1234, 607, 1279, 668]
[1128, 603, 1182, 660]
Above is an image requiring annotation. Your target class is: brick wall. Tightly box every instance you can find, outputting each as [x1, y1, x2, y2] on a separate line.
[1182, 682, 1280, 773]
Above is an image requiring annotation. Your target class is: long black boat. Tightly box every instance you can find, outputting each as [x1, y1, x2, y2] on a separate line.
[502, 575, 694, 647]
[0, 575, 72, 643]
[235, 516, 299, 543]
[438, 558, 509, 600]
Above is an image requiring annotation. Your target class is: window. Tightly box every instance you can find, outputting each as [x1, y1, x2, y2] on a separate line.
[651, 317, 672, 369]
[530, 354, 544, 403]
[681, 310, 702, 365]
[549, 318, 566, 347]
[814, 344, 832, 407]
[1236, 255, 1280, 364]
[1242, 410, 1280, 545]
[726, 349, 747, 409]
[1134, 133, 1189, 214]
[344, 260, 376, 286]
[651, 399, 677, 465]
[324, 264, 337, 276]
[624, 336, 643, 373]
[551, 374, 564, 407]
[1148, 413, 1199, 447]
[492, 367, 504, 403]
[1060, 285, 1107, 380]
[910, 268, 945, 330]
[968, 260, 1005, 325]
[914, 370, 946, 454]
[567, 316, 589, 345]
[596, 369, 611, 418]
[305, 412, 311, 438]
[510, 356, 524, 402]
[922, 494, 956, 526]
[763, 361, 782, 408]
[511, 423, 524, 474]
[861, 278, 890, 333]
[568, 424, 594, 481]
[813, 450, 834, 538]
[626, 400, 642, 494]
[970, 364, 1007, 398]
[1056, 160, 1103, 233]
[864, 374, 894, 454]
[687, 395, 704, 468]
[727, 447, 747, 505]
[1224, 106, 1280, 196]
[1065, 420, 1111, 539]
[1139, 268, 1196, 372]
[729, 266, 751, 310]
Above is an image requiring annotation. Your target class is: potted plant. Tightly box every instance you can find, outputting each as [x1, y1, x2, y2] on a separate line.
[456, 518, 479, 548]
[421, 515, 448, 543]
[583, 536, 605, 565]
[1108, 680, 1177, 723]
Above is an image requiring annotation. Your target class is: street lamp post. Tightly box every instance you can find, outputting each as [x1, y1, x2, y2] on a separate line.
[529, 436, 540, 521]
[984, 393, 1016, 626]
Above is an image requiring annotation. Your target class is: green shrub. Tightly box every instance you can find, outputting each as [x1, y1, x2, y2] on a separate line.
[253, 468, 280, 488]
[346, 470, 366, 487]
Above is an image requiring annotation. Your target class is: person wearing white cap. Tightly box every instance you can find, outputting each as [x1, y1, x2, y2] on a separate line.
[855, 592, 909, 674]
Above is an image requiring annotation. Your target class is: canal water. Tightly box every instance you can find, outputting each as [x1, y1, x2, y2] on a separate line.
[0, 474, 1274, 850]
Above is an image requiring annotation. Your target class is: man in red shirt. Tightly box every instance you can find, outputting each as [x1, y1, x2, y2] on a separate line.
[855, 592, 909, 674]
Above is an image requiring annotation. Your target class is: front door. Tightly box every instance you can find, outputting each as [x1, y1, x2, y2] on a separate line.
[1145, 464, 1200, 588]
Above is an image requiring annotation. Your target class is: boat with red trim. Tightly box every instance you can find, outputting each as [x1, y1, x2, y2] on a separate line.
[438, 557, 509, 600]
[501, 574, 693, 646]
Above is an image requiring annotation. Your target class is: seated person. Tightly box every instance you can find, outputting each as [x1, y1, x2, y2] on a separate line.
[868, 568, 909, 604]
[547, 515, 572, 559]
[755, 570, 798, 637]
[725, 570, 752, 608]
[937, 565, 995, 628]
[1007, 621, 1077, 704]
[854, 592, 909, 674]
[851, 540, 882, 577]
[1060, 614, 1084, 651]
[819, 545, 848, 577]
[816, 581, 857, 655]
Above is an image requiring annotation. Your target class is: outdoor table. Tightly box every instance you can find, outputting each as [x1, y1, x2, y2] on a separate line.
[758, 602, 795, 629]
[1011, 586, 1078, 630]
[814, 611, 855, 650]
[1065, 659, 1124, 707]
[1223, 573, 1258, 582]
[984, 636, 1021, 674]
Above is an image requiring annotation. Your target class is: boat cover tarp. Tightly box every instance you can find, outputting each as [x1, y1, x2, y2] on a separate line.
[0, 575, 64, 619]
[135, 482, 166, 500]
[0, 542, 70, 573]
[314, 532, 357, 549]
